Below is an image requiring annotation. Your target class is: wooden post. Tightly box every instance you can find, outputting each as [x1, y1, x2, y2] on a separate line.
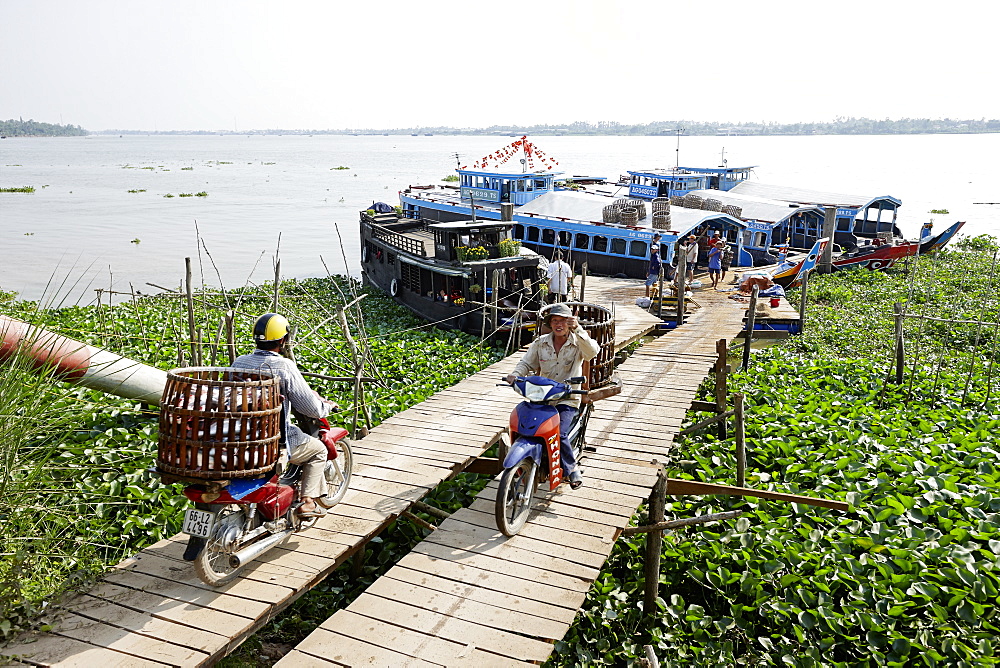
[272, 259, 281, 312]
[579, 262, 587, 302]
[676, 245, 687, 326]
[819, 207, 836, 274]
[893, 302, 905, 384]
[715, 339, 728, 440]
[225, 310, 236, 365]
[350, 550, 365, 578]
[657, 264, 665, 319]
[797, 271, 809, 333]
[491, 269, 500, 334]
[643, 469, 667, 617]
[741, 286, 760, 371]
[734, 393, 746, 488]
[184, 257, 198, 365]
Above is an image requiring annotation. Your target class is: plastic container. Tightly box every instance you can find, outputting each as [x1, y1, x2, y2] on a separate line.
[770, 297, 781, 307]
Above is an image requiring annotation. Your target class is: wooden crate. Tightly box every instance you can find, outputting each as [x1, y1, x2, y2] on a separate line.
[156, 367, 282, 479]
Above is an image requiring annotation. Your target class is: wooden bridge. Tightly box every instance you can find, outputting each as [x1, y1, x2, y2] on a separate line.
[3, 279, 750, 667]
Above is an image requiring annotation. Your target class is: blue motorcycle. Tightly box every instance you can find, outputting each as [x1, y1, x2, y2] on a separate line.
[495, 375, 591, 536]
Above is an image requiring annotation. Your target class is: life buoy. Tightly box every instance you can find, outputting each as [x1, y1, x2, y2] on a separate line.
[362, 245, 369, 263]
[389, 278, 399, 297]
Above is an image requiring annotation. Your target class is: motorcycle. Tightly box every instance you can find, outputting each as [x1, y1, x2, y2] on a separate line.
[176, 413, 353, 586]
[495, 375, 591, 536]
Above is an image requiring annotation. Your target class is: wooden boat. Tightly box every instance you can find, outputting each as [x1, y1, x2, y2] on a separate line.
[770, 221, 965, 287]
[359, 210, 546, 337]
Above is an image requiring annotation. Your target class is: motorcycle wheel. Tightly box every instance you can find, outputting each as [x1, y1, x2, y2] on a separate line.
[194, 504, 246, 587]
[317, 439, 353, 509]
[495, 459, 535, 537]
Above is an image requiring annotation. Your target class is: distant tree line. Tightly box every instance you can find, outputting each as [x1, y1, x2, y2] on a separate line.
[1, 119, 87, 137]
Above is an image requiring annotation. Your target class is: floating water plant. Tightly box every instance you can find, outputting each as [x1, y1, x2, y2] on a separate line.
[930, 208, 950, 214]
[332, 166, 350, 170]
[127, 189, 147, 193]
[0, 186, 34, 193]
[130, 238, 140, 244]
[178, 193, 193, 197]
[441, 174, 459, 182]
[181, 167, 193, 171]
[195, 191, 208, 197]
[163, 193, 174, 198]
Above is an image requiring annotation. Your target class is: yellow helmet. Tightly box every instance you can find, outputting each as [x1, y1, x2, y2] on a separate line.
[253, 313, 290, 344]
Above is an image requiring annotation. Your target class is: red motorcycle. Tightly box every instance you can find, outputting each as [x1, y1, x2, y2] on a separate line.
[177, 414, 352, 586]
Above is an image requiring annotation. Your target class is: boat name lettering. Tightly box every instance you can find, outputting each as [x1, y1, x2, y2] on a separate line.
[628, 184, 658, 199]
[747, 220, 771, 231]
[837, 207, 856, 217]
[461, 187, 500, 203]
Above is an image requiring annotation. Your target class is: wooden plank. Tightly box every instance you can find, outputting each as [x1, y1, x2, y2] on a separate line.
[284, 627, 440, 667]
[343, 595, 553, 663]
[321, 609, 508, 666]
[458, 505, 617, 556]
[0, 633, 174, 668]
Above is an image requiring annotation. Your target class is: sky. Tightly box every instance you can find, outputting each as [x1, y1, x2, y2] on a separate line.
[2, 0, 997, 131]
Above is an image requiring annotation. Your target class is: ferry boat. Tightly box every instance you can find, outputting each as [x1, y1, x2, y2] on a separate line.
[359, 207, 546, 337]
[398, 137, 755, 279]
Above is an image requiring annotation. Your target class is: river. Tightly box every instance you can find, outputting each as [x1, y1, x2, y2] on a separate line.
[2, 133, 998, 303]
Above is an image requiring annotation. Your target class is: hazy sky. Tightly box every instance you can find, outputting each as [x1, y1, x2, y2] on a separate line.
[3, 0, 996, 131]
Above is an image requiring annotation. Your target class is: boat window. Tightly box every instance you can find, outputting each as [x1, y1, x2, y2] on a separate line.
[593, 235, 608, 253]
[512, 224, 525, 239]
[527, 226, 540, 242]
[610, 238, 627, 255]
[629, 240, 647, 257]
[837, 218, 851, 231]
[742, 231, 754, 246]
[574, 233, 590, 250]
[541, 228, 556, 245]
[558, 231, 571, 248]
[387, 252, 396, 265]
[754, 232, 767, 247]
[534, 179, 546, 190]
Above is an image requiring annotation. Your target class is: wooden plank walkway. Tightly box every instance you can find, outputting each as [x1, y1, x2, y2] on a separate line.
[1, 278, 668, 667]
[277, 289, 748, 666]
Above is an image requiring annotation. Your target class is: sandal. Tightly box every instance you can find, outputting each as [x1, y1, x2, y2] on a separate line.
[568, 470, 583, 490]
[296, 505, 327, 519]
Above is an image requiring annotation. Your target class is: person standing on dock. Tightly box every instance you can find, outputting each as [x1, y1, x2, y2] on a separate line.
[547, 252, 572, 303]
[505, 303, 599, 489]
[645, 236, 662, 298]
[685, 235, 698, 283]
[708, 240, 723, 289]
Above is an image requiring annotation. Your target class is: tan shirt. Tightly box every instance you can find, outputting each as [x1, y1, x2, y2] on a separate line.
[511, 328, 600, 407]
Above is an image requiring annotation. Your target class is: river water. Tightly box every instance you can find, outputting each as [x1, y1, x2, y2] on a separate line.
[2, 133, 998, 303]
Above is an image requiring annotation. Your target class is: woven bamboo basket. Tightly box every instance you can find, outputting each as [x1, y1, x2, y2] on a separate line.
[652, 211, 673, 230]
[721, 204, 743, 218]
[683, 193, 704, 209]
[619, 207, 639, 225]
[157, 367, 282, 479]
[670, 194, 686, 207]
[703, 198, 723, 212]
[602, 205, 620, 223]
[652, 197, 671, 214]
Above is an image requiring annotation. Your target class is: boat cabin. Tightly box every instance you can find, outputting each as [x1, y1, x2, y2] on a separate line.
[457, 168, 562, 206]
[625, 165, 756, 200]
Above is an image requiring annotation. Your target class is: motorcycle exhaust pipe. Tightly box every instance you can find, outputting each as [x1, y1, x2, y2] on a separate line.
[227, 528, 294, 569]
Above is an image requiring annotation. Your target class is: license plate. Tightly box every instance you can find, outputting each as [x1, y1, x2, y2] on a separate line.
[182, 508, 215, 538]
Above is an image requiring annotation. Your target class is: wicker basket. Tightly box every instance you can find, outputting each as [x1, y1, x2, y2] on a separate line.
[671, 194, 686, 207]
[537, 302, 615, 389]
[619, 207, 639, 225]
[683, 193, 704, 209]
[652, 197, 671, 214]
[721, 204, 744, 218]
[652, 211, 673, 230]
[157, 367, 282, 479]
[602, 205, 620, 223]
[703, 198, 723, 212]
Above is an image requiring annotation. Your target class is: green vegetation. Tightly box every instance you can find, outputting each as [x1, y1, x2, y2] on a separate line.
[0, 119, 86, 137]
[441, 174, 459, 182]
[195, 191, 208, 197]
[331, 166, 350, 170]
[178, 193, 193, 197]
[181, 167, 193, 171]
[0, 186, 34, 193]
[931, 208, 950, 215]
[163, 193, 174, 198]
[550, 237, 1000, 666]
[127, 189, 146, 193]
[0, 278, 505, 643]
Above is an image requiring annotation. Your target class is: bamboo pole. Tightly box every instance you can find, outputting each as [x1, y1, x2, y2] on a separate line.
[893, 302, 905, 384]
[272, 259, 281, 313]
[643, 469, 667, 616]
[622, 510, 743, 536]
[962, 250, 999, 404]
[185, 258, 198, 365]
[734, 393, 746, 488]
[579, 262, 588, 302]
[797, 271, 809, 333]
[225, 310, 236, 365]
[676, 246, 687, 326]
[678, 409, 735, 436]
[715, 339, 728, 440]
[742, 286, 760, 371]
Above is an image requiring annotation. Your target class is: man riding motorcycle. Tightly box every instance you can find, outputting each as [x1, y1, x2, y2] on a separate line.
[232, 313, 338, 518]
[504, 303, 599, 489]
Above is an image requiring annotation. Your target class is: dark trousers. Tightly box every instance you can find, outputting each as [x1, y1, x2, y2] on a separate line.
[557, 404, 579, 473]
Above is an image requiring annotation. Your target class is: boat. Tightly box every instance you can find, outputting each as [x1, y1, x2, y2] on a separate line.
[769, 221, 965, 287]
[398, 137, 754, 280]
[359, 206, 546, 338]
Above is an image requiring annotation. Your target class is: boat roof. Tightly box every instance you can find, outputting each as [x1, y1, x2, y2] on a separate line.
[687, 189, 823, 224]
[457, 168, 563, 179]
[516, 191, 747, 236]
[428, 220, 514, 231]
[676, 165, 756, 174]
[730, 182, 902, 209]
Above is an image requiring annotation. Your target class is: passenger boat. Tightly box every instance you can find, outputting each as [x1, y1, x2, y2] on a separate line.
[359, 208, 546, 337]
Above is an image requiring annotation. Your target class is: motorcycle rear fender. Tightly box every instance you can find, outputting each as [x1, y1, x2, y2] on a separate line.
[503, 436, 544, 469]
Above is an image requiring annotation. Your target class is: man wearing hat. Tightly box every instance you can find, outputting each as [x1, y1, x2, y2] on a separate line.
[685, 235, 699, 282]
[645, 234, 662, 298]
[504, 303, 600, 489]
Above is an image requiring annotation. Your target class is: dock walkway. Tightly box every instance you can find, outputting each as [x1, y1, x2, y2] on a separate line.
[2, 281, 694, 667]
